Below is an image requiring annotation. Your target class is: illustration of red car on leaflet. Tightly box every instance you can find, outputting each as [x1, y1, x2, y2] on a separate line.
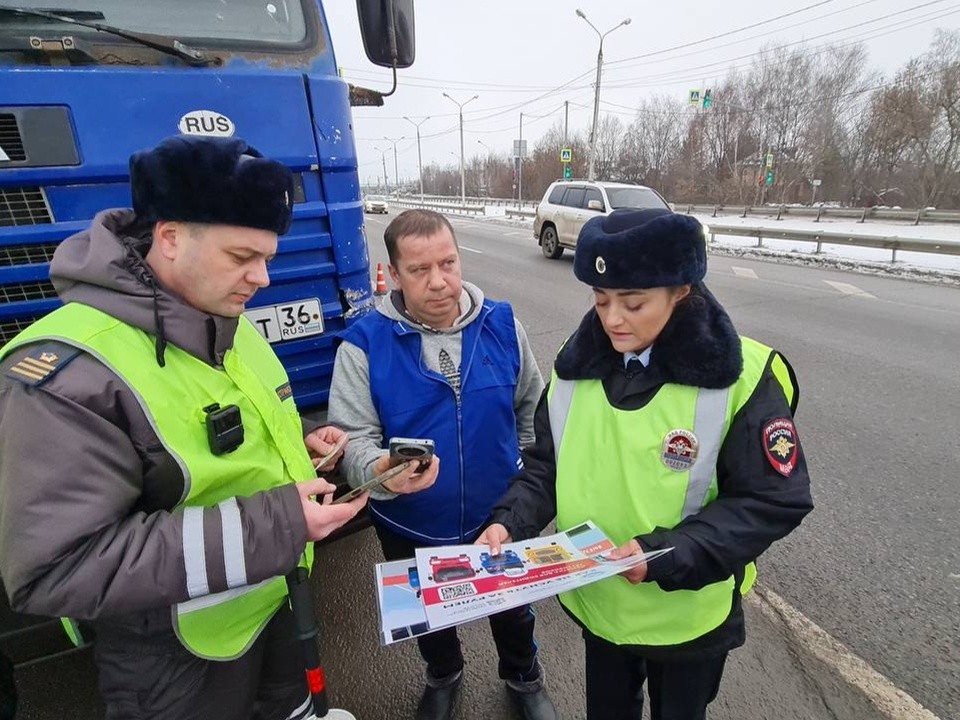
[428, 554, 477, 584]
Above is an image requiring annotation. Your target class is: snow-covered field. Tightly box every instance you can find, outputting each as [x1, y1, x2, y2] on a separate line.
[443, 203, 960, 283]
[693, 214, 960, 275]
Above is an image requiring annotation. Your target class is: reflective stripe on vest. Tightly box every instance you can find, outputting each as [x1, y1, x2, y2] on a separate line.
[1, 303, 314, 660]
[549, 337, 781, 646]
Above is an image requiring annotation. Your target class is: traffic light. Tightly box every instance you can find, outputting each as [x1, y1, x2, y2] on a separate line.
[563, 165, 572, 179]
[702, 89, 712, 109]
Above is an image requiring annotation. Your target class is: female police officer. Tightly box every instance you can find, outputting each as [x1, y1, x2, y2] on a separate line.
[479, 208, 814, 720]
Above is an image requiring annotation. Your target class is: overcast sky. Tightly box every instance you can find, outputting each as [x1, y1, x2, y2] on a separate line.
[323, 0, 958, 187]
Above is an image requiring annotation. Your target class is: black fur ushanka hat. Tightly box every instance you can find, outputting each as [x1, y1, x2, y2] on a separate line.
[573, 208, 707, 289]
[130, 135, 294, 235]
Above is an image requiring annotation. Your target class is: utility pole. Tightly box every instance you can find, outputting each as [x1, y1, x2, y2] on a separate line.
[384, 136, 404, 198]
[564, 100, 569, 145]
[374, 145, 389, 193]
[576, 9, 631, 181]
[443, 92, 479, 207]
[518, 112, 523, 206]
[404, 116, 430, 204]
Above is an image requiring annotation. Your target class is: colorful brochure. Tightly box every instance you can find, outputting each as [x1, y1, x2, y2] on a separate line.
[374, 520, 672, 645]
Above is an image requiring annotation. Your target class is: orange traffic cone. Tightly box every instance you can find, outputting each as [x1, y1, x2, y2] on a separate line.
[374, 262, 388, 296]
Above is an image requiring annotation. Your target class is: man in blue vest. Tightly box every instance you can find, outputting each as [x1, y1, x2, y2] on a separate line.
[329, 209, 556, 720]
[0, 135, 367, 719]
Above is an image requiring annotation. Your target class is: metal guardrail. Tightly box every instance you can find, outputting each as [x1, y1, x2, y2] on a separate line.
[677, 203, 960, 225]
[706, 223, 960, 262]
[394, 194, 959, 225]
[385, 196, 956, 262]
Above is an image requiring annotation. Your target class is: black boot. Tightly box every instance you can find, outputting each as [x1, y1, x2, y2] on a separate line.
[416, 670, 463, 720]
[506, 674, 558, 720]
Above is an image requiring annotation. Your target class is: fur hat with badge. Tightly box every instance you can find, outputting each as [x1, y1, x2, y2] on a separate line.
[129, 135, 294, 235]
[574, 207, 707, 289]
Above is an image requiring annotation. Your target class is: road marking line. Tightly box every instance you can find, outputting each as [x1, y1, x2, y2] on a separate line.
[731, 266, 759, 279]
[461, 246, 483, 254]
[751, 587, 941, 720]
[823, 280, 877, 299]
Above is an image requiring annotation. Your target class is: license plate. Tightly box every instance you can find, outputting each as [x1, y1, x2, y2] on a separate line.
[244, 299, 324, 344]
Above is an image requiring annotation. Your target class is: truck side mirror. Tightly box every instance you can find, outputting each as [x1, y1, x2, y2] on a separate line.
[356, 0, 416, 69]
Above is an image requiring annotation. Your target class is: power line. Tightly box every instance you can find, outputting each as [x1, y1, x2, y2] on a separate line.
[598, 2, 958, 90]
[602, 0, 887, 76]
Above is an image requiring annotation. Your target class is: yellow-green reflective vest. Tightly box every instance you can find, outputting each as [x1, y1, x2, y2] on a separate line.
[550, 337, 795, 647]
[1, 302, 315, 660]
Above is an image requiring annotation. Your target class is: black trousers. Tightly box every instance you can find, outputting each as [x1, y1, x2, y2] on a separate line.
[583, 629, 727, 720]
[94, 604, 310, 720]
[375, 522, 541, 683]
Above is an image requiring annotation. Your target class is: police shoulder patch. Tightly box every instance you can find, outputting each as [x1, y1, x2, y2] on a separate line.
[4, 342, 81, 387]
[275, 381, 293, 402]
[762, 417, 799, 477]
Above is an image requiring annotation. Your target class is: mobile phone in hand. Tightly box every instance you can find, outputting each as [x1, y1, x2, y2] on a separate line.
[332, 460, 414, 504]
[388, 437, 435, 471]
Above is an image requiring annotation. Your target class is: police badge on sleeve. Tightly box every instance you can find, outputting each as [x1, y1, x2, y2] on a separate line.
[762, 418, 799, 477]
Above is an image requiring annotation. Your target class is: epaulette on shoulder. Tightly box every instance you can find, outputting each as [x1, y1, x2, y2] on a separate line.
[4, 342, 82, 387]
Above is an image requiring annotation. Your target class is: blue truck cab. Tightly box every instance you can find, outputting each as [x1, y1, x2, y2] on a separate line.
[0, 0, 414, 409]
[0, 0, 415, 676]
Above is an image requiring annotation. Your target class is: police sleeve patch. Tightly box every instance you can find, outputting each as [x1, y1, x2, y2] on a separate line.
[762, 418, 799, 477]
[4, 343, 81, 387]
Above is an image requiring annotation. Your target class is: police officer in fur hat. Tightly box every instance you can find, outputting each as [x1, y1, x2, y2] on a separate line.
[0, 135, 382, 719]
[479, 208, 814, 720]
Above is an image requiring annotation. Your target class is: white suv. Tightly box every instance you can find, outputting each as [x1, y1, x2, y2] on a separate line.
[533, 180, 669, 259]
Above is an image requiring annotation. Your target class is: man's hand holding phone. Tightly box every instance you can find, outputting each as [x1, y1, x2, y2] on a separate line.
[296, 478, 367, 542]
[373, 452, 439, 495]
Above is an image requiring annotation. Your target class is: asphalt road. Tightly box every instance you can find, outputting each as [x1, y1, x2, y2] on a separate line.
[361, 212, 960, 718]
[4, 211, 957, 719]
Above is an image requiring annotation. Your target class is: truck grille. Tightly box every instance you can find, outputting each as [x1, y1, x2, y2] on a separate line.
[0, 281, 58, 304]
[0, 114, 26, 162]
[0, 187, 53, 226]
[0, 242, 59, 267]
[0, 315, 41, 345]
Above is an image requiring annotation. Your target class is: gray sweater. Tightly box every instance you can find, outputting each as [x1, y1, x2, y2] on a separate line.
[328, 281, 544, 500]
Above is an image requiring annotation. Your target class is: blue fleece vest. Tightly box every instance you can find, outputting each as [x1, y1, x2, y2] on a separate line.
[343, 301, 521, 544]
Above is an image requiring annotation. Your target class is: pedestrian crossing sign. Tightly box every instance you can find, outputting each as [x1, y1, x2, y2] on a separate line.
[560, 148, 572, 163]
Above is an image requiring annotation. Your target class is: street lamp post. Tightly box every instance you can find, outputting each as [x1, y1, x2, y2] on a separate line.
[443, 92, 479, 207]
[576, 9, 631, 181]
[373, 145, 389, 193]
[518, 112, 523, 207]
[404, 116, 430, 204]
[384, 136, 404, 198]
[477, 141, 493, 197]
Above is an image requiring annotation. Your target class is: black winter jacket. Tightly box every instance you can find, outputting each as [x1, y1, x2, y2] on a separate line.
[490, 285, 814, 660]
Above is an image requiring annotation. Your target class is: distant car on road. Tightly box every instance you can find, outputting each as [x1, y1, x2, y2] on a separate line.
[364, 195, 389, 214]
[533, 180, 669, 259]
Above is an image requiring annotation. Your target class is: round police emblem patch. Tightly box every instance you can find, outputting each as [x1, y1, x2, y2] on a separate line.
[661, 429, 699, 471]
[595, 256, 606, 274]
[762, 418, 799, 477]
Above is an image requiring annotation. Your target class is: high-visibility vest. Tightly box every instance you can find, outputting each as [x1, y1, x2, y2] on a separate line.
[550, 337, 795, 646]
[1, 302, 315, 660]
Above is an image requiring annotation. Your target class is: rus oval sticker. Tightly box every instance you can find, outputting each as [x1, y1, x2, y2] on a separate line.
[178, 110, 236, 137]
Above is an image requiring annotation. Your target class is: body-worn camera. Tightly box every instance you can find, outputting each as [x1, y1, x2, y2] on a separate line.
[204, 403, 244, 455]
[388, 437, 435, 470]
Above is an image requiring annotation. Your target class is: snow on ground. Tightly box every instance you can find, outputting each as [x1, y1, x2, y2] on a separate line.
[448, 203, 960, 284]
[693, 213, 960, 274]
